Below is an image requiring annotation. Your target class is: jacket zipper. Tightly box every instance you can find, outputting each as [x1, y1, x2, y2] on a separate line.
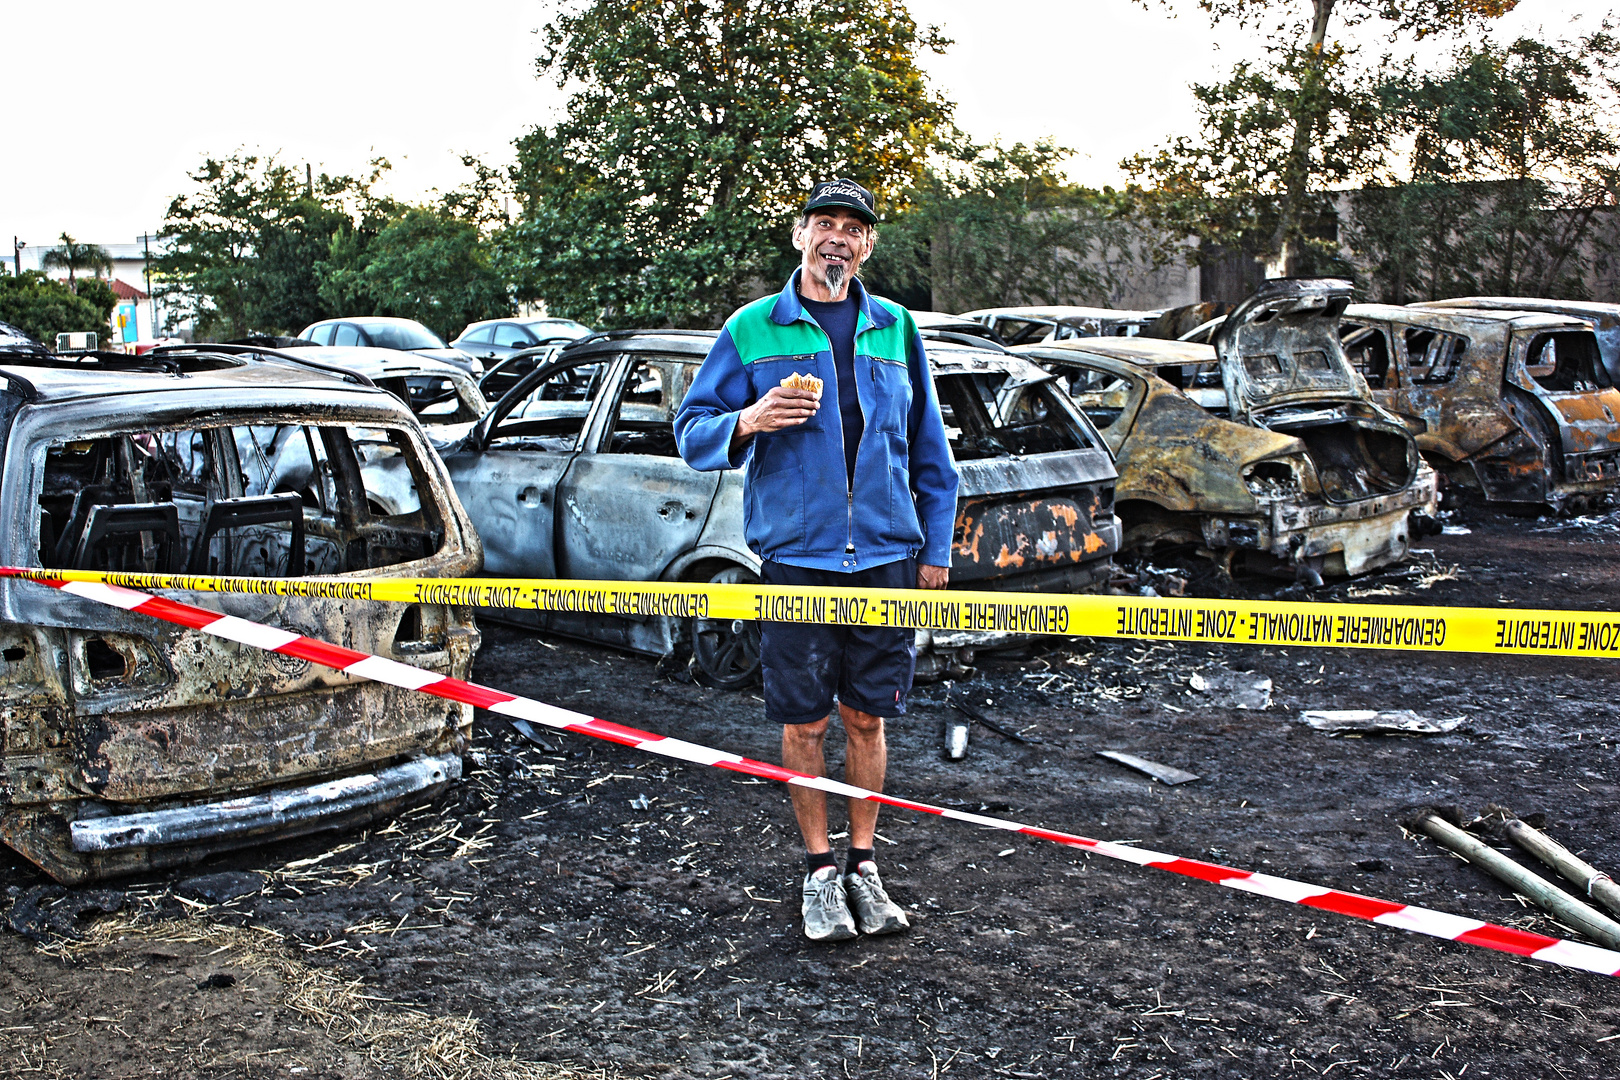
[803, 307, 864, 562]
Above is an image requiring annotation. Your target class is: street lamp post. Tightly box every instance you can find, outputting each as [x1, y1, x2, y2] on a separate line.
[11, 237, 22, 277]
[140, 233, 156, 339]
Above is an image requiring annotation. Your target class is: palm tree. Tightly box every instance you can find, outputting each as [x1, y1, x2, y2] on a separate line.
[41, 233, 113, 292]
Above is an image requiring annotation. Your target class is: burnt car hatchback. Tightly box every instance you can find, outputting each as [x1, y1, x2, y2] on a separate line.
[0, 344, 481, 883]
[399, 329, 1120, 685]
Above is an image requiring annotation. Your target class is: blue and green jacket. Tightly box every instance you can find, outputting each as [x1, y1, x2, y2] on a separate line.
[675, 272, 959, 572]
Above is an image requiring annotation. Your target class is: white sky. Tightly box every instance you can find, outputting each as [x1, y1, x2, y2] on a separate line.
[2, 0, 1607, 249]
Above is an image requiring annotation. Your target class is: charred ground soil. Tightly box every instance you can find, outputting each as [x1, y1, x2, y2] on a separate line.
[5, 504, 1620, 1079]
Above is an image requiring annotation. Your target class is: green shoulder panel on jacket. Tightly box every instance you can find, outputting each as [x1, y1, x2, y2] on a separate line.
[859, 296, 914, 364]
[726, 298, 827, 365]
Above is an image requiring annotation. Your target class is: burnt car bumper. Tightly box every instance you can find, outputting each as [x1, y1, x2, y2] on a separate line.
[69, 752, 460, 853]
[1201, 469, 1438, 576]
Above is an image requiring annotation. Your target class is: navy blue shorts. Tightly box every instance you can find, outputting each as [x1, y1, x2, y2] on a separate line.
[759, 557, 917, 725]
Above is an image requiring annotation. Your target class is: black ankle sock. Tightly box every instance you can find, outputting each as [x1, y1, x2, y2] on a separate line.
[807, 850, 838, 876]
[846, 847, 875, 875]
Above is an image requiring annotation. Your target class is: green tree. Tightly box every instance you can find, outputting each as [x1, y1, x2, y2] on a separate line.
[1348, 31, 1620, 301]
[1129, 0, 1517, 275]
[501, 0, 952, 328]
[154, 153, 390, 338]
[0, 271, 114, 344]
[867, 139, 1132, 312]
[40, 234, 112, 291]
[319, 207, 511, 341]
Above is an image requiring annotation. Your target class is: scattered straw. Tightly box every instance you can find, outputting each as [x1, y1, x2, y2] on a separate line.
[40, 914, 582, 1080]
[1415, 564, 1461, 590]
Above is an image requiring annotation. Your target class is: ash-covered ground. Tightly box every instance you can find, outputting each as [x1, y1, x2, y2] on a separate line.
[5, 504, 1620, 1079]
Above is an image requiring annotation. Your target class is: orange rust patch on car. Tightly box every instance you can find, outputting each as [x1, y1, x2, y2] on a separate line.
[1051, 504, 1079, 527]
[994, 543, 1027, 569]
[954, 519, 984, 562]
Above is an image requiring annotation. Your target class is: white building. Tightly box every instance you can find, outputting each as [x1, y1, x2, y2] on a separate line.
[5, 236, 186, 344]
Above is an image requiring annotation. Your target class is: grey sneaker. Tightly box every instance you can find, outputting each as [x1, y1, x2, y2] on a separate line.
[801, 866, 858, 942]
[845, 862, 910, 935]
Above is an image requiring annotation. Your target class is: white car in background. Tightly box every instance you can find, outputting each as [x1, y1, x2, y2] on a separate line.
[299, 317, 483, 378]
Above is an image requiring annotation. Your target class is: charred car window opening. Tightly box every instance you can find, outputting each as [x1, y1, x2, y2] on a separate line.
[488, 359, 610, 451]
[39, 422, 448, 577]
[1524, 332, 1608, 393]
[1342, 324, 1392, 388]
[1402, 328, 1467, 385]
[935, 372, 1090, 460]
[606, 358, 684, 457]
[376, 375, 482, 425]
[1061, 369, 1135, 432]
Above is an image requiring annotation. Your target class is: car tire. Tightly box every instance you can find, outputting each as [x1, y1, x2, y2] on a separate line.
[689, 566, 762, 690]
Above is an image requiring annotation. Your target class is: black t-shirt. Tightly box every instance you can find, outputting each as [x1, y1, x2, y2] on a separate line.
[800, 294, 862, 484]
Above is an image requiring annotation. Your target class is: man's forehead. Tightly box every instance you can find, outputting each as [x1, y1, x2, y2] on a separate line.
[803, 209, 871, 228]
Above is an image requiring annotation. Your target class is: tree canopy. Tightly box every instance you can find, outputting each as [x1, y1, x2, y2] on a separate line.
[323, 207, 510, 342]
[155, 153, 513, 340]
[500, 0, 952, 328]
[1348, 30, 1620, 300]
[867, 140, 1132, 313]
[40, 234, 113, 291]
[0, 271, 115, 344]
[1128, 0, 1517, 275]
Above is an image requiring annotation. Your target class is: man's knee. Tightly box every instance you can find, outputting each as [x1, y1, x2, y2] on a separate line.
[840, 705, 884, 739]
[784, 716, 831, 747]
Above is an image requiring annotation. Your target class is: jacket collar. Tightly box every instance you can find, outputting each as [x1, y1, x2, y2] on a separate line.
[770, 269, 896, 334]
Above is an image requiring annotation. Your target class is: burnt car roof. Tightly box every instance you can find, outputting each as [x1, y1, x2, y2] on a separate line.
[551, 326, 1028, 374]
[960, 305, 1163, 324]
[1033, 337, 1217, 368]
[1344, 304, 1585, 332]
[1413, 297, 1620, 320]
[0, 348, 397, 407]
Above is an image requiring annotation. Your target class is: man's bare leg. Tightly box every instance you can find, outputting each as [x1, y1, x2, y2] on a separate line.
[840, 703, 886, 849]
[782, 716, 832, 854]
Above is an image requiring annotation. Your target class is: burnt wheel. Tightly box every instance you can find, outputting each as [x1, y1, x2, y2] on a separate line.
[689, 566, 762, 689]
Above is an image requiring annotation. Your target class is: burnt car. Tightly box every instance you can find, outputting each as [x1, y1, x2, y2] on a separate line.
[959, 306, 1162, 345]
[0, 344, 482, 883]
[1413, 298, 1620, 384]
[389, 329, 1120, 685]
[1019, 332, 1438, 580]
[1340, 303, 1620, 510]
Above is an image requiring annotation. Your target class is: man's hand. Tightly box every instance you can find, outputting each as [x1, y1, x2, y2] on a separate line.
[734, 387, 820, 446]
[917, 564, 949, 590]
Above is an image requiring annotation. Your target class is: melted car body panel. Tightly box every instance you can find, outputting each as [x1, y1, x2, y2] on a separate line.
[1343, 303, 1620, 509]
[0, 355, 481, 883]
[1023, 283, 1438, 578]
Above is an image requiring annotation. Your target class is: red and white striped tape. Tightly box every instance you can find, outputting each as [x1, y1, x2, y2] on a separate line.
[29, 575, 1620, 979]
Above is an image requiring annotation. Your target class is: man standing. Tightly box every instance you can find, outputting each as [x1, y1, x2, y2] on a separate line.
[675, 179, 959, 942]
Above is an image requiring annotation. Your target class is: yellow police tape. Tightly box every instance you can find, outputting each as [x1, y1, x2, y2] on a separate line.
[9, 565, 1620, 661]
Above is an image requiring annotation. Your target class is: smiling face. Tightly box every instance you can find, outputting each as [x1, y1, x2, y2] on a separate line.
[792, 208, 876, 302]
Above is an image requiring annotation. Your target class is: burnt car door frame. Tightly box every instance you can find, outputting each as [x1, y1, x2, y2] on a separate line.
[452, 349, 624, 579]
[553, 351, 721, 583]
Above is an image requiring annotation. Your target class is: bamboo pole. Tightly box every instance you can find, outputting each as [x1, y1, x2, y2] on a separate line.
[1504, 818, 1620, 921]
[1414, 813, 1620, 950]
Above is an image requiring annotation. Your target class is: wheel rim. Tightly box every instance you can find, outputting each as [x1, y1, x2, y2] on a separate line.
[690, 566, 761, 688]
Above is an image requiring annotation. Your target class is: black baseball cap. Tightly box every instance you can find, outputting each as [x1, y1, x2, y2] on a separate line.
[803, 178, 877, 224]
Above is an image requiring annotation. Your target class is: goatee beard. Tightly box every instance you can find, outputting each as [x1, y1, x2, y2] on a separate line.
[825, 262, 848, 295]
